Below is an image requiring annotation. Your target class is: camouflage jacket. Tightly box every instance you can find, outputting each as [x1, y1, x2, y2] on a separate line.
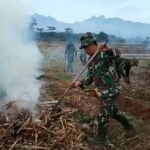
[114, 58, 131, 79]
[80, 49, 121, 98]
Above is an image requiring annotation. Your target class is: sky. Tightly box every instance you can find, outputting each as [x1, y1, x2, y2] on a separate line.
[22, 0, 150, 24]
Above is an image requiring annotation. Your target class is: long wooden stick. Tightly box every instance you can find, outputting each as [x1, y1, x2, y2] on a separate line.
[53, 41, 108, 108]
[54, 50, 99, 108]
[54, 42, 108, 108]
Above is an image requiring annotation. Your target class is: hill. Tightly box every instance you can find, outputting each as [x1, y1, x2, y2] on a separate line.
[32, 13, 150, 38]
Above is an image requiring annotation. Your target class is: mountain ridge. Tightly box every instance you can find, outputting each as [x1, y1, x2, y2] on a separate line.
[32, 13, 150, 38]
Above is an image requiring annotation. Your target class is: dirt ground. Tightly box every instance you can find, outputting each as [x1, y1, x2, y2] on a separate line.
[39, 42, 150, 150]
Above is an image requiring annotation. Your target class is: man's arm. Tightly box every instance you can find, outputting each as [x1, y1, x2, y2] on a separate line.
[65, 44, 68, 56]
[126, 68, 130, 78]
[79, 65, 93, 90]
[73, 44, 77, 57]
[118, 60, 127, 78]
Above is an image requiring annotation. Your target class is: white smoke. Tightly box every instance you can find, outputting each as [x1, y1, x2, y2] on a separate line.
[0, 1, 44, 112]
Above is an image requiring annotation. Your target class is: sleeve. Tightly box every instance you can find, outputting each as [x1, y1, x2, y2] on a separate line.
[79, 65, 93, 90]
[65, 44, 68, 55]
[118, 60, 127, 78]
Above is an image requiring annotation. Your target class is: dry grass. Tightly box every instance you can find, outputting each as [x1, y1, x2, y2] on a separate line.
[38, 42, 150, 150]
[40, 65, 150, 150]
[0, 42, 150, 150]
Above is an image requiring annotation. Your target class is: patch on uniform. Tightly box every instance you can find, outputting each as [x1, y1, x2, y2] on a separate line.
[94, 88, 101, 97]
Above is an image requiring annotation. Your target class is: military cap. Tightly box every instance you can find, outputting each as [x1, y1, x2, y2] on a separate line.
[132, 57, 139, 66]
[79, 32, 97, 49]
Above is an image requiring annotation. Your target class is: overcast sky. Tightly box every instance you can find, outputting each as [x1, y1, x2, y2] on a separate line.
[22, 0, 150, 23]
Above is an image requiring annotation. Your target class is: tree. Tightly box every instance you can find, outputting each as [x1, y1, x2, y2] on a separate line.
[65, 27, 73, 34]
[97, 31, 108, 42]
[47, 26, 57, 41]
[117, 38, 126, 43]
[36, 28, 43, 33]
[143, 36, 150, 44]
[47, 26, 56, 32]
[65, 27, 73, 40]
[29, 17, 37, 31]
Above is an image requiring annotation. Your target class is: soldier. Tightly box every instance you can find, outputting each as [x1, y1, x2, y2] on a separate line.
[65, 40, 77, 73]
[114, 57, 139, 84]
[70, 32, 134, 146]
[80, 48, 87, 65]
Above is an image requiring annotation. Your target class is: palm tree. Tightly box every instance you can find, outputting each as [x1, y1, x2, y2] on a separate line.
[65, 27, 73, 40]
[29, 17, 37, 31]
[47, 26, 56, 32]
[65, 27, 73, 34]
[36, 28, 43, 33]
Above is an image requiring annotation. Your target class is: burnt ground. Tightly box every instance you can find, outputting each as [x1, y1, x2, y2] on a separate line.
[41, 67, 150, 150]
[39, 42, 150, 149]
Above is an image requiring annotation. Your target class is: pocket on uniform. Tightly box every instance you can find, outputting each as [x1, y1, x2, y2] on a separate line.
[94, 76, 106, 86]
[102, 75, 115, 85]
[101, 84, 110, 91]
[112, 70, 118, 81]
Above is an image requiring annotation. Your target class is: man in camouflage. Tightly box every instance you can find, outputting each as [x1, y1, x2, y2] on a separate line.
[114, 57, 139, 84]
[80, 48, 87, 65]
[70, 32, 134, 146]
[65, 40, 77, 73]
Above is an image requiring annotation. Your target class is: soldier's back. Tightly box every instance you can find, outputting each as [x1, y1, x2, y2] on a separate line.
[114, 57, 127, 67]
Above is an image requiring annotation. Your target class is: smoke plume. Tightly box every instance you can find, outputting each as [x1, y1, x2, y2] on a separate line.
[0, 1, 43, 112]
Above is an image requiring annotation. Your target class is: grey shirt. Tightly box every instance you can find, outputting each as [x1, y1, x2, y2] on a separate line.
[65, 42, 77, 57]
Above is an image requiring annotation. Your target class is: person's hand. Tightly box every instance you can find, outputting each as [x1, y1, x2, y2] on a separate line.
[99, 43, 110, 52]
[70, 81, 81, 88]
[124, 77, 130, 84]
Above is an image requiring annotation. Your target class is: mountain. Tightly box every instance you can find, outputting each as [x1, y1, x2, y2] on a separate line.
[32, 13, 150, 38]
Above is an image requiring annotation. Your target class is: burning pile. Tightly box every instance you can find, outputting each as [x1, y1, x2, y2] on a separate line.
[0, 103, 87, 150]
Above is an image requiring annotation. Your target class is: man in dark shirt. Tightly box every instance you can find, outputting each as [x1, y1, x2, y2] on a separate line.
[65, 40, 77, 72]
[114, 57, 139, 84]
[80, 48, 87, 65]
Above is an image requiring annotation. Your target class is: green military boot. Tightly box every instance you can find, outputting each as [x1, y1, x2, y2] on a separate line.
[112, 113, 134, 131]
[88, 122, 114, 147]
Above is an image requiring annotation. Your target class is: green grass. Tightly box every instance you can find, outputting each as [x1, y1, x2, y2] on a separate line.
[77, 114, 94, 124]
[56, 71, 72, 82]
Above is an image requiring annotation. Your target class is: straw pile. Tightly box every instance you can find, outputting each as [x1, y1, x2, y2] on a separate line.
[0, 101, 87, 150]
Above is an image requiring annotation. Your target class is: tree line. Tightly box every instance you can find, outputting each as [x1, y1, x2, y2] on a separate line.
[29, 17, 126, 43]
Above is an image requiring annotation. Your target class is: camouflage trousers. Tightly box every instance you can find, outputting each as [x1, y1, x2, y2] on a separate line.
[98, 94, 121, 124]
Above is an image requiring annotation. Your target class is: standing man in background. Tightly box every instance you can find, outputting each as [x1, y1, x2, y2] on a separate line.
[80, 48, 87, 65]
[65, 40, 77, 73]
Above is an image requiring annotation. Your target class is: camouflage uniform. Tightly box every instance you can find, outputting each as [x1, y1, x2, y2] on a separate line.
[80, 49, 87, 65]
[65, 41, 77, 72]
[114, 57, 139, 80]
[79, 32, 134, 145]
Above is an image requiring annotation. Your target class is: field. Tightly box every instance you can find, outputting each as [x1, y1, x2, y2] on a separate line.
[0, 42, 150, 150]
[39, 42, 150, 150]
